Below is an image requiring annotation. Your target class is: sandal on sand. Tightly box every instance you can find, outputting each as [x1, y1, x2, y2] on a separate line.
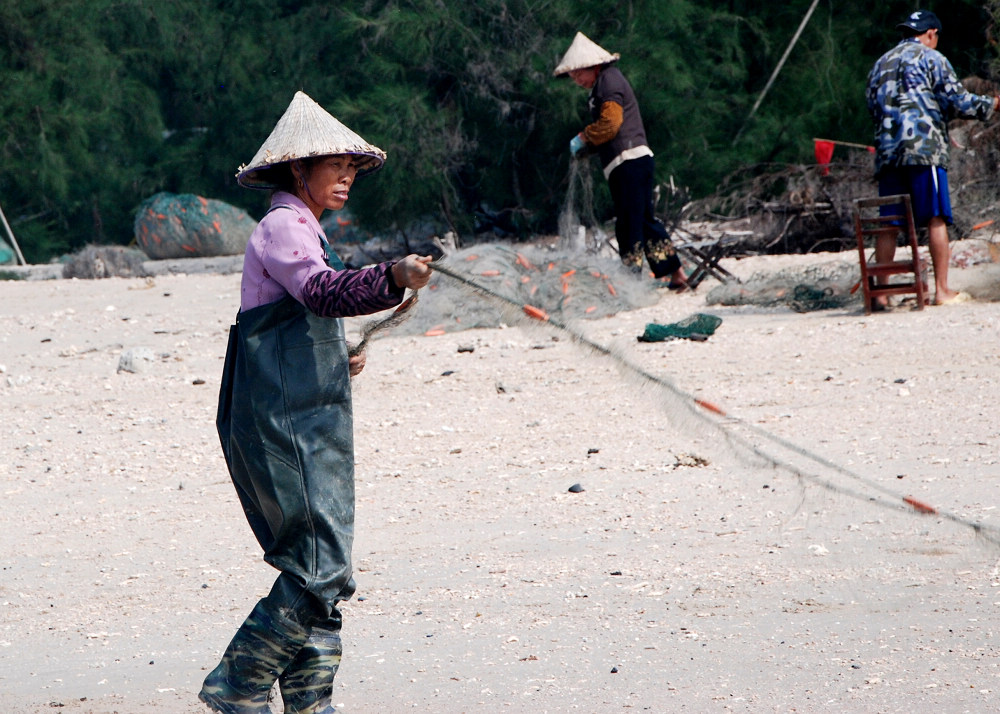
[934, 291, 972, 306]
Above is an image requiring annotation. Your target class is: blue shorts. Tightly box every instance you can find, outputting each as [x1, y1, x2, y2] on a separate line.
[878, 165, 952, 227]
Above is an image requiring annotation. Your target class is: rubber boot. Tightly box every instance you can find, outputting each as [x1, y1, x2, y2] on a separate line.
[278, 625, 342, 713]
[199, 599, 311, 714]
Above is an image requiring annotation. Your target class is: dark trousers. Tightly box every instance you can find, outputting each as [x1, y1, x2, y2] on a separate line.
[607, 155, 680, 278]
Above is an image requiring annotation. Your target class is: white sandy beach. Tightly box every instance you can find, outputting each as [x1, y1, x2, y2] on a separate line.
[1, 247, 999, 713]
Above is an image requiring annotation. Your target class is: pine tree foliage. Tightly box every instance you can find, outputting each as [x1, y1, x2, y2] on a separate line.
[0, 0, 994, 262]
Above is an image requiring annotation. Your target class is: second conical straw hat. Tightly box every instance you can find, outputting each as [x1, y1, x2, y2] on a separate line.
[553, 32, 620, 76]
[236, 91, 387, 189]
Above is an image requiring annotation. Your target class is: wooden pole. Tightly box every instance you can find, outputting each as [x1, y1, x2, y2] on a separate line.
[0, 202, 27, 266]
[733, 0, 822, 145]
[813, 137, 874, 151]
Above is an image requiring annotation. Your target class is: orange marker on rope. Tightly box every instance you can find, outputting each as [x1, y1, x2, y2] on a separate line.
[607, 282, 617, 297]
[694, 398, 727, 416]
[395, 295, 418, 313]
[903, 496, 937, 514]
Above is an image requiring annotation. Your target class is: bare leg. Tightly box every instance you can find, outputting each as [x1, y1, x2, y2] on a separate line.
[873, 233, 897, 307]
[927, 216, 956, 304]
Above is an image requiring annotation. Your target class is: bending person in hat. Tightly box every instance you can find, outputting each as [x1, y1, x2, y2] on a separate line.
[555, 32, 688, 289]
[200, 91, 431, 714]
[866, 9, 998, 307]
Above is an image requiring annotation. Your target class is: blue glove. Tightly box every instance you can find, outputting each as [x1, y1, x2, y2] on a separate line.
[569, 134, 586, 156]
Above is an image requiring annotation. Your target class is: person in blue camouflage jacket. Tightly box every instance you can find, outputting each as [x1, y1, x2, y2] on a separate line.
[866, 9, 998, 306]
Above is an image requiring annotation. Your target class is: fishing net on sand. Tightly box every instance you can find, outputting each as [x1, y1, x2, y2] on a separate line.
[374, 245, 1000, 555]
[388, 243, 659, 337]
[348, 155, 1000, 558]
[705, 259, 862, 312]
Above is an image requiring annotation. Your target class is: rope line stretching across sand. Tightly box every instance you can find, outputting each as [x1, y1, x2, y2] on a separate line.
[428, 260, 1000, 551]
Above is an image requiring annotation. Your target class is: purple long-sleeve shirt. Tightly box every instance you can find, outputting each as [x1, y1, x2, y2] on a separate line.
[240, 192, 404, 317]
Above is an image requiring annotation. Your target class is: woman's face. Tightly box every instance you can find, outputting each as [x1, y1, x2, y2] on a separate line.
[296, 155, 359, 217]
[568, 66, 600, 89]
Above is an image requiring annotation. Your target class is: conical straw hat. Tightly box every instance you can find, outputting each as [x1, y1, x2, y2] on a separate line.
[553, 32, 620, 76]
[236, 91, 387, 189]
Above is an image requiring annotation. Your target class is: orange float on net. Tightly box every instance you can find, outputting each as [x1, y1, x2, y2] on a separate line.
[522, 304, 549, 322]
[481, 269, 501, 276]
[585, 306, 597, 314]
[425, 329, 446, 337]
[607, 282, 617, 297]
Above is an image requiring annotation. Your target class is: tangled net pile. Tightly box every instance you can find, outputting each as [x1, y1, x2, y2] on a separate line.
[705, 259, 862, 312]
[387, 243, 660, 337]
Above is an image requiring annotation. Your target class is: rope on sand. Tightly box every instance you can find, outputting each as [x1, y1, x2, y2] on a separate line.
[429, 260, 1000, 551]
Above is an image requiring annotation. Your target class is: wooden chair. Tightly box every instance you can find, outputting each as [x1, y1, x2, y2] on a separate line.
[853, 195, 926, 314]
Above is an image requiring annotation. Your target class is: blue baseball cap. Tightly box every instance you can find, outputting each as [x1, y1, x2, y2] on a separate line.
[897, 10, 942, 34]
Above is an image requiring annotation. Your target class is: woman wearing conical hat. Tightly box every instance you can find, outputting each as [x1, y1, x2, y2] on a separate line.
[200, 91, 431, 714]
[555, 32, 688, 290]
